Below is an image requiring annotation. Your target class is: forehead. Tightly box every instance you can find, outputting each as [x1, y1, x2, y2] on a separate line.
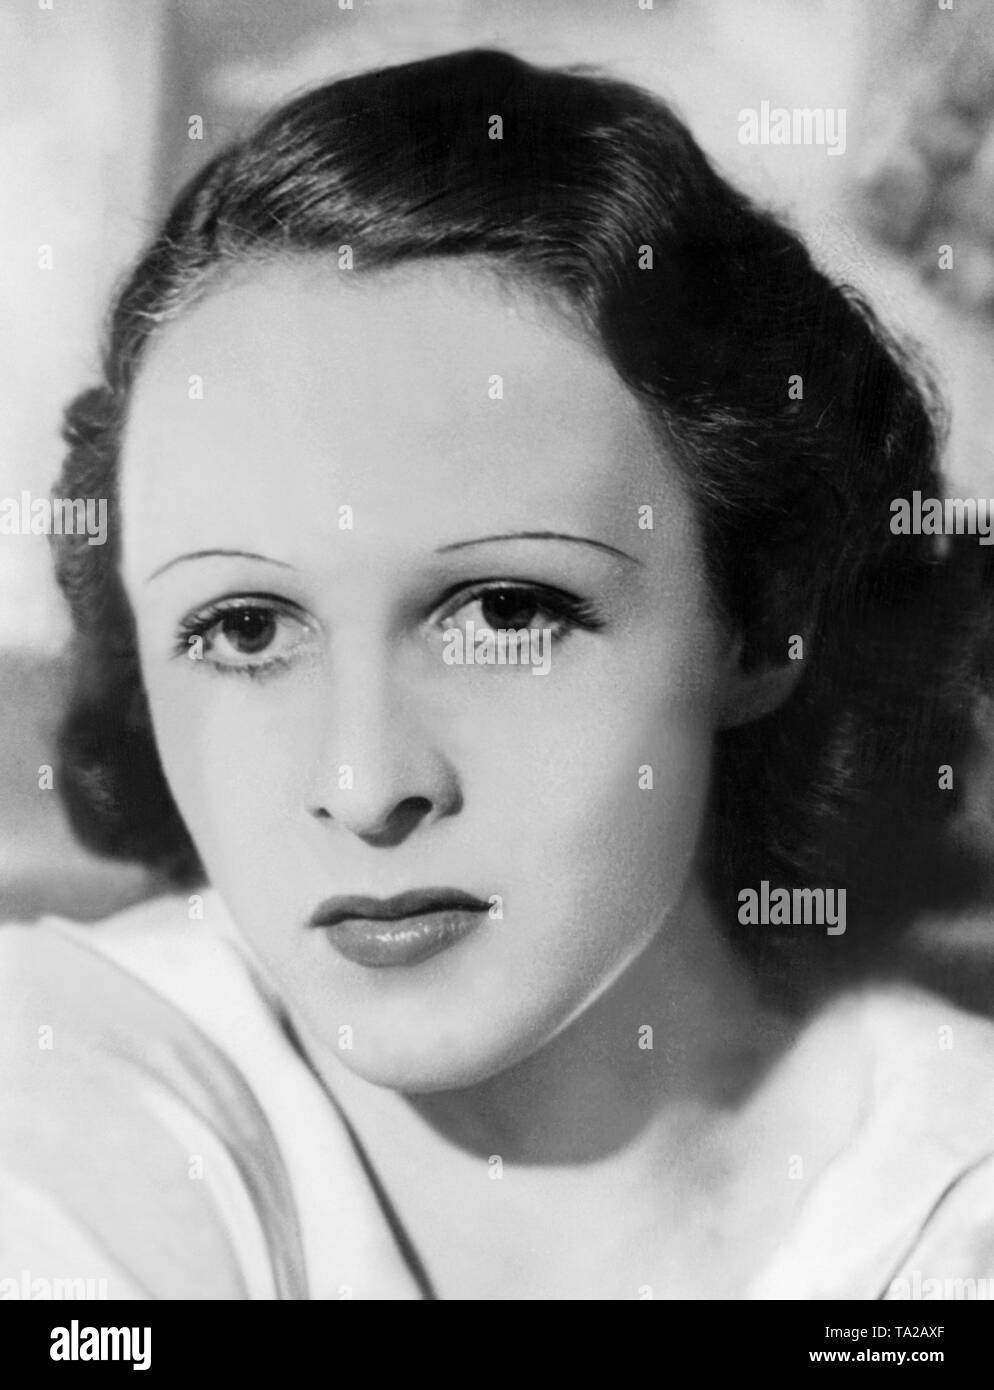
[120, 260, 680, 571]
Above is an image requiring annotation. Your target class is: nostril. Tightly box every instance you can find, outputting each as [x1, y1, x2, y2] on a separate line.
[358, 796, 435, 848]
[387, 796, 434, 832]
[308, 794, 440, 847]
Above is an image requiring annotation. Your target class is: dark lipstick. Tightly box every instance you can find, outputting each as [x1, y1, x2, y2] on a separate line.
[310, 888, 491, 967]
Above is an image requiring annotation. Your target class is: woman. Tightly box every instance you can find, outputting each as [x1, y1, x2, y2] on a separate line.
[2, 48, 993, 1300]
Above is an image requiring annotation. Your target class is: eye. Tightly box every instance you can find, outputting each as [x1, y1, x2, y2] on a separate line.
[174, 595, 315, 676]
[218, 608, 277, 655]
[435, 581, 602, 642]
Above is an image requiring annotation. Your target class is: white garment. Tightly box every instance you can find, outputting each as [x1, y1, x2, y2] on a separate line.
[1, 891, 993, 1300]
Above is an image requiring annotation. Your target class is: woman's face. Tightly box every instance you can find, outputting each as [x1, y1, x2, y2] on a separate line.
[120, 259, 737, 1091]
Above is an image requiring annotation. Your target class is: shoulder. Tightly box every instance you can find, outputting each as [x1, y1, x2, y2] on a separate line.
[0, 890, 292, 1089]
[884, 1153, 994, 1301]
[0, 893, 422, 1301]
[0, 893, 307, 1298]
[751, 981, 994, 1300]
[858, 985, 994, 1301]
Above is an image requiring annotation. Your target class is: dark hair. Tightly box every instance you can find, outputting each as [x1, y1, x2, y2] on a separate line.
[53, 48, 993, 1003]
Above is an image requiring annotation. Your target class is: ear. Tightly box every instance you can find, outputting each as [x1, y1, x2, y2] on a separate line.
[715, 634, 805, 731]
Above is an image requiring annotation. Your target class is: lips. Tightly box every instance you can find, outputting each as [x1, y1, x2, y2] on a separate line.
[310, 887, 491, 968]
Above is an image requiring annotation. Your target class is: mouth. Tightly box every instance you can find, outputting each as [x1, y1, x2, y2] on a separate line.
[309, 888, 491, 968]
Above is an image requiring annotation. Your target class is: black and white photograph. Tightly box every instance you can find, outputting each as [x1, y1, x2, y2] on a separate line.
[2, 0, 994, 1341]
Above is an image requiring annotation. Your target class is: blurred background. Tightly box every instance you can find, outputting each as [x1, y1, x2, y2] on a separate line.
[1, 0, 992, 955]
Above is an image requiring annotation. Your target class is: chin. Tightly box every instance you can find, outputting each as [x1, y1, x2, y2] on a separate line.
[326, 1010, 561, 1095]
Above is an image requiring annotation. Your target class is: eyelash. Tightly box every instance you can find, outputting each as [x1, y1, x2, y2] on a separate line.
[433, 581, 603, 641]
[173, 593, 311, 680]
[173, 582, 604, 679]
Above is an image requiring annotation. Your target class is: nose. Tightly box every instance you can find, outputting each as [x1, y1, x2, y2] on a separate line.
[306, 649, 461, 847]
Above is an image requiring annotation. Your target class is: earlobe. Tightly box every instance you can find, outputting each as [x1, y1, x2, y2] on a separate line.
[716, 638, 805, 730]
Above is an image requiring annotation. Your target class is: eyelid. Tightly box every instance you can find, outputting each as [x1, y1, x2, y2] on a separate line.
[430, 577, 584, 621]
[177, 591, 310, 628]
[172, 591, 318, 672]
[429, 578, 604, 633]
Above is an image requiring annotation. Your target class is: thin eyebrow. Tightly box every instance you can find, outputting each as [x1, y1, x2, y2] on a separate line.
[436, 532, 642, 565]
[145, 550, 296, 583]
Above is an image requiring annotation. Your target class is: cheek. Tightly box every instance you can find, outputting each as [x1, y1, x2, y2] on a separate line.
[142, 675, 302, 866]
[469, 699, 710, 854]
[446, 650, 719, 935]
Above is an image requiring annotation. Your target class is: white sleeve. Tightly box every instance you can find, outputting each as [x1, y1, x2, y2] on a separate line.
[884, 1154, 994, 1300]
[0, 921, 307, 1300]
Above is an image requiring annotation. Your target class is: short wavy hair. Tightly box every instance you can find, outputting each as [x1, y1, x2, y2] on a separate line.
[52, 49, 993, 1003]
